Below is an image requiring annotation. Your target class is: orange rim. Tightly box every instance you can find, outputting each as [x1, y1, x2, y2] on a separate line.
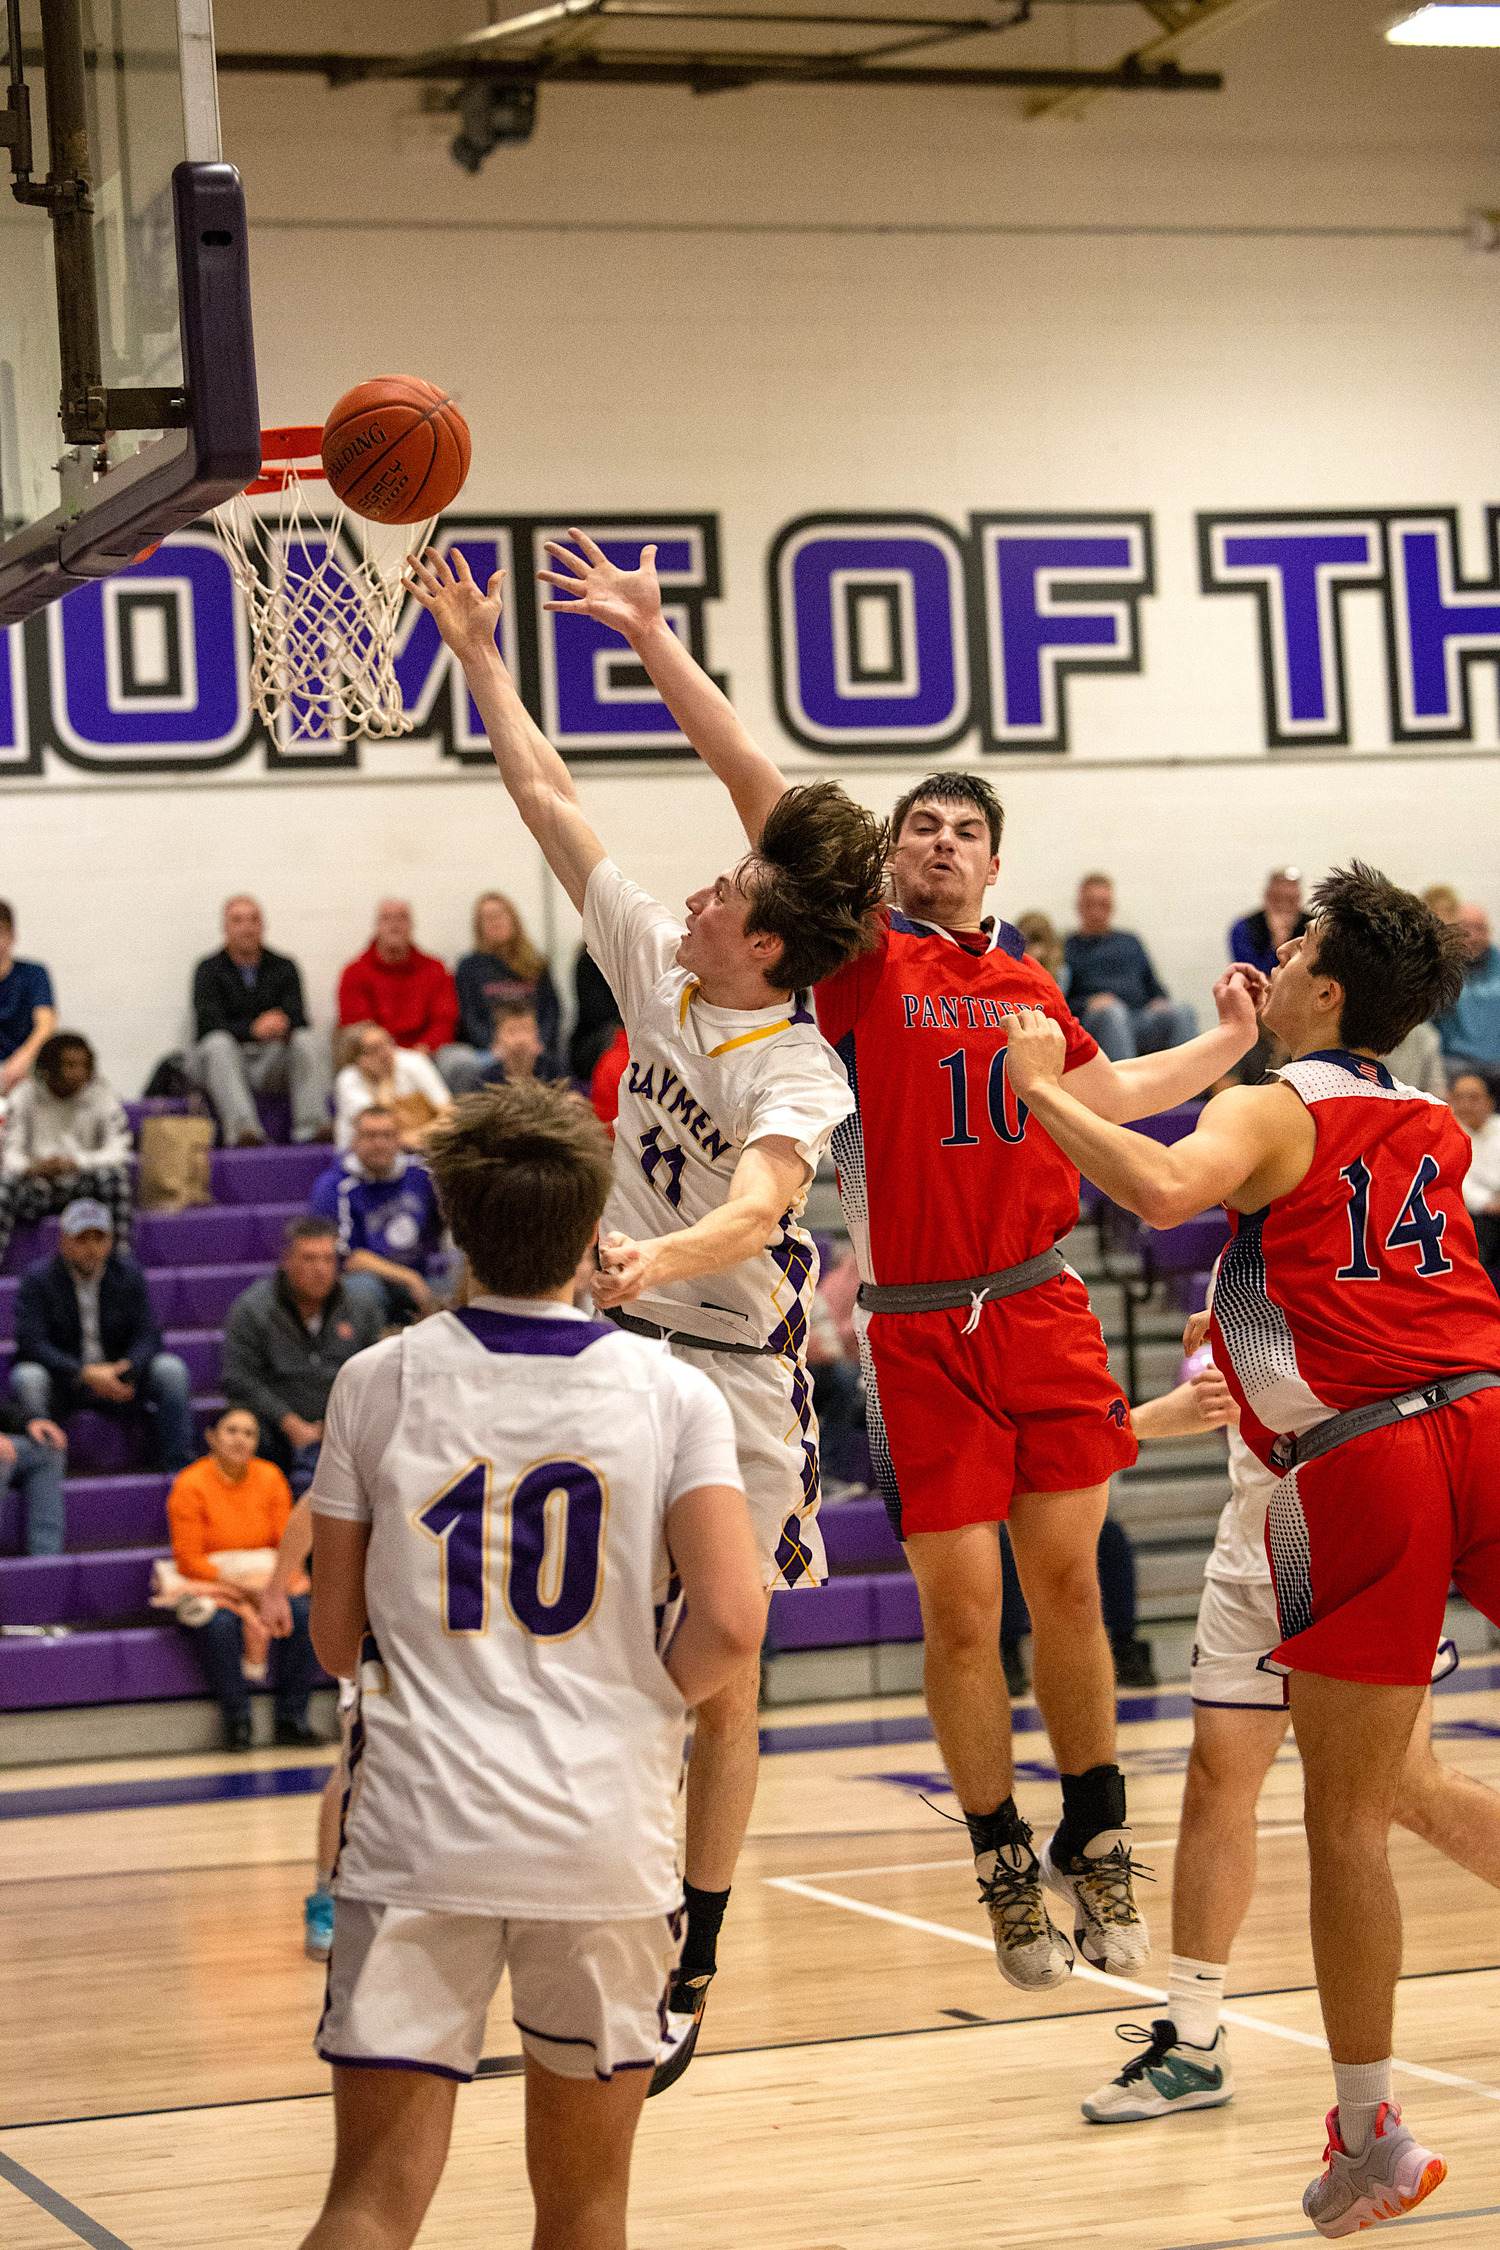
[243, 424, 326, 496]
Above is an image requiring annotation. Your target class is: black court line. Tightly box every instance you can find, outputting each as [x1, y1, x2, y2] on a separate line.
[0, 2148, 134, 2249]
[1160, 2206, 1500, 2250]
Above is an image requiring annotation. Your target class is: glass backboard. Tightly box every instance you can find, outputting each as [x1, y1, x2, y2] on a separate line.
[0, 0, 258, 622]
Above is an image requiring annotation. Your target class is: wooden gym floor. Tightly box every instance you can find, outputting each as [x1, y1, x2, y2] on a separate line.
[2, 1673, 1498, 2249]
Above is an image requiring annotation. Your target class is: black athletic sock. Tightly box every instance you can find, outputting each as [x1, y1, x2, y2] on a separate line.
[678, 1882, 731, 1983]
[964, 1796, 1030, 1859]
[1052, 1764, 1127, 1864]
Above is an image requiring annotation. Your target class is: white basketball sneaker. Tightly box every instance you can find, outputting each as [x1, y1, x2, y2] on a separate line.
[1040, 1826, 1151, 1973]
[974, 1827, 1072, 1992]
[1082, 2019, 1233, 2124]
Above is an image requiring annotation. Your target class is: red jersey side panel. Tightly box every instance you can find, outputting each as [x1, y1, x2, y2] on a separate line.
[815, 911, 1099, 1286]
[1210, 1051, 1500, 1468]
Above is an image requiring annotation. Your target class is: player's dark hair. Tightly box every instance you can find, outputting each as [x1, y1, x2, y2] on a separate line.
[425, 1081, 613, 1296]
[1310, 861, 1467, 1056]
[35, 1032, 93, 1088]
[889, 773, 1004, 855]
[0, 900, 12, 932]
[740, 781, 888, 994]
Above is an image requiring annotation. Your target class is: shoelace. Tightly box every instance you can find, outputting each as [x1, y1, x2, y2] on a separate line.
[1111, 2020, 1179, 2084]
[977, 1852, 1063, 1950]
[1070, 1841, 1155, 1930]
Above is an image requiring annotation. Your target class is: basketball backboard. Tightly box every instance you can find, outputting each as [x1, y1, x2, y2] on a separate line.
[0, 0, 260, 623]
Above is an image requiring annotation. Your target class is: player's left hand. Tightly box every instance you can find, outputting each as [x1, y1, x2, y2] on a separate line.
[538, 529, 663, 645]
[1214, 962, 1269, 1036]
[403, 546, 507, 665]
[592, 1231, 658, 1308]
[1001, 1008, 1068, 1097]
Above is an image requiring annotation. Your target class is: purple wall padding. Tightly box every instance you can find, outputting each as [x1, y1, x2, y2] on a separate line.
[765, 1577, 876, 1652]
[871, 1573, 923, 1642]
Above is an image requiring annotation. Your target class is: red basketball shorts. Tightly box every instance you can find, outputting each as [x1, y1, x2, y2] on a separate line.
[1268, 1386, 1500, 1686]
[854, 1271, 1137, 1539]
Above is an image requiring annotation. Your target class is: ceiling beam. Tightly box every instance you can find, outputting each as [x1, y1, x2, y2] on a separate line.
[1027, 0, 1285, 118]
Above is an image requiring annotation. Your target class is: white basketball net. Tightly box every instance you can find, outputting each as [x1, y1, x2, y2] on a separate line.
[211, 456, 435, 742]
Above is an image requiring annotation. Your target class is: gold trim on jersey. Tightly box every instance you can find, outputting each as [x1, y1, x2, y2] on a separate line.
[677, 975, 793, 1056]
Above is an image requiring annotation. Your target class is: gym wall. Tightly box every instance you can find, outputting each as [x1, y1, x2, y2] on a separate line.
[2, 0, 1498, 1093]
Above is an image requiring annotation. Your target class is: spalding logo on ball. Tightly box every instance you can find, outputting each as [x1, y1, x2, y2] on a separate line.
[320, 376, 472, 525]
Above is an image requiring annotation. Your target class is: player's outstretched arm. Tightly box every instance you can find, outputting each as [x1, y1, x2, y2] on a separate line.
[309, 1516, 371, 1681]
[1063, 964, 1269, 1125]
[404, 548, 605, 912]
[1002, 1008, 1315, 1228]
[591, 1137, 809, 1309]
[663, 1482, 767, 1706]
[538, 530, 788, 845]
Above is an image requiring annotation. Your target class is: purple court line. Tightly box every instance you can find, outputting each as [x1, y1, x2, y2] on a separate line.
[0, 1761, 335, 1824]
[0, 2148, 134, 2250]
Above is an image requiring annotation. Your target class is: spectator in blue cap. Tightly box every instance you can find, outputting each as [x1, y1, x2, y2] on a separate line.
[9, 1200, 196, 1471]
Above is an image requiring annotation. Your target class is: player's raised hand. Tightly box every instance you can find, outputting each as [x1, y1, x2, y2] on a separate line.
[403, 546, 507, 663]
[538, 529, 663, 643]
[1213, 963, 1268, 1036]
[591, 1229, 660, 1309]
[1000, 1007, 1068, 1098]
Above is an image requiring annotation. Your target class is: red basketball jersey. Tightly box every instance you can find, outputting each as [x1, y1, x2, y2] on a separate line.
[1211, 1050, 1500, 1469]
[814, 909, 1098, 1286]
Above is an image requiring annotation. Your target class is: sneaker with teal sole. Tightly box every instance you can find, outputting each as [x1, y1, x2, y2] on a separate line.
[304, 1889, 335, 1962]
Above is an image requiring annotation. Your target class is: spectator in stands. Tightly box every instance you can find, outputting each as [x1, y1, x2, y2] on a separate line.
[0, 900, 57, 1101]
[337, 901, 459, 1089]
[477, 998, 545, 1086]
[590, 1023, 630, 1131]
[9, 1200, 196, 1470]
[0, 1033, 133, 1266]
[0, 1394, 67, 1556]
[333, 1022, 453, 1151]
[570, 941, 622, 1082]
[1451, 1071, 1500, 1277]
[190, 896, 333, 1148]
[446, 892, 563, 1091]
[167, 1404, 319, 1750]
[1228, 865, 1308, 980]
[308, 1106, 447, 1327]
[220, 1216, 384, 1489]
[1015, 910, 1066, 983]
[1064, 874, 1198, 1061]
[1436, 903, 1500, 1082]
[1385, 1018, 1448, 1097]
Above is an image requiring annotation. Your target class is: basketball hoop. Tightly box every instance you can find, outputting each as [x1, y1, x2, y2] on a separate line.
[210, 426, 436, 739]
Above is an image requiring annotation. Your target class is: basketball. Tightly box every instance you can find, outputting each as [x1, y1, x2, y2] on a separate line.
[320, 375, 471, 525]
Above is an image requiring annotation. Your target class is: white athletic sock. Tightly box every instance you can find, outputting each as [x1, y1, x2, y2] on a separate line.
[1167, 1953, 1227, 2050]
[1332, 2058, 1393, 2151]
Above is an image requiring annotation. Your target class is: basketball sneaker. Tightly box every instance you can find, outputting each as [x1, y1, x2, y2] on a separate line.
[1081, 2019, 1233, 2123]
[1302, 2103, 1446, 2239]
[648, 1969, 713, 2098]
[975, 1828, 1072, 1991]
[303, 1889, 335, 1963]
[1041, 1826, 1151, 1973]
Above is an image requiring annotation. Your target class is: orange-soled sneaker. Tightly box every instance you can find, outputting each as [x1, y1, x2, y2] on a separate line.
[1302, 2102, 1446, 2238]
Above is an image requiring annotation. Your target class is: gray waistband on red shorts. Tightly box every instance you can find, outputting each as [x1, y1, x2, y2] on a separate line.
[856, 1246, 1066, 1318]
[1272, 1369, 1500, 1473]
[604, 1308, 773, 1357]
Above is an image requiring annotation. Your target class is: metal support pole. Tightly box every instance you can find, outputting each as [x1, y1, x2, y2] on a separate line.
[39, 0, 107, 445]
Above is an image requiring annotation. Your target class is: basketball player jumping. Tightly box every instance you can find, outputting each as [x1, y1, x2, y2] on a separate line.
[538, 534, 1267, 1996]
[1083, 1333, 1500, 2129]
[300, 1082, 764, 2250]
[1002, 864, 1500, 2236]
[406, 547, 887, 2090]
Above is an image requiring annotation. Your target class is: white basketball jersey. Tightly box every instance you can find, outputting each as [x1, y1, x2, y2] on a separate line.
[584, 859, 854, 1352]
[309, 1296, 742, 1920]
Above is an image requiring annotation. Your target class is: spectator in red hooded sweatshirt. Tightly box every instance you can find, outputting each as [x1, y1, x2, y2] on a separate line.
[336, 901, 462, 1088]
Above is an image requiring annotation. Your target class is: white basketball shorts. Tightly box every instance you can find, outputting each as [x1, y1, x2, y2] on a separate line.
[670, 1344, 825, 1592]
[317, 1899, 684, 2083]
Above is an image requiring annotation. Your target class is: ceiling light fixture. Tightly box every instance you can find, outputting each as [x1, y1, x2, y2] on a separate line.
[1386, 5, 1500, 44]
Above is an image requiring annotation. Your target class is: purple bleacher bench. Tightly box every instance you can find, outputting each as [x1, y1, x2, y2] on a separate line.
[1, 1475, 171, 1557]
[0, 1548, 165, 1627]
[0, 1624, 332, 1710]
[819, 1496, 903, 1575]
[210, 1146, 330, 1204]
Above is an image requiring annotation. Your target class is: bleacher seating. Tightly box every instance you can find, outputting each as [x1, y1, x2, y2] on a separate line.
[0, 1144, 328, 1714]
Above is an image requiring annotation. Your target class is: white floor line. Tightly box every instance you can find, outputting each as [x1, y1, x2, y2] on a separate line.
[763, 1874, 1500, 2102]
[773, 1828, 1308, 1889]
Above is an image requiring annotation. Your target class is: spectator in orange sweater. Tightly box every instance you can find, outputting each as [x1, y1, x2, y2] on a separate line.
[336, 901, 460, 1086]
[167, 1405, 320, 1751]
